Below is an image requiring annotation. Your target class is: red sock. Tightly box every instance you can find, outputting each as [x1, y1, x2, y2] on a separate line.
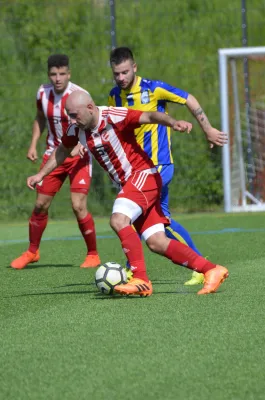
[165, 240, 216, 274]
[78, 213, 97, 255]
[28, 211, 48, 253]
[117, 226, 149, 282]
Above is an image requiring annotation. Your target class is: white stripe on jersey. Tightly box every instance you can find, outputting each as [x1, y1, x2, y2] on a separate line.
[103, 107, 128, 124]
[91, 131, 121, 184]
[106, 125, 132, 183]
[134, 171, 149, 190]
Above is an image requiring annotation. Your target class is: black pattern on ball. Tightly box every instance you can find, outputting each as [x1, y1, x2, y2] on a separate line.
[95, 262, 127, 295]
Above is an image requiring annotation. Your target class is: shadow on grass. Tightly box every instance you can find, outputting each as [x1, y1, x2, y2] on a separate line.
[7, 286, 225, 299]
[55, 283, 95, 288]
[94, 293, 146, 300]
[11, 289, 96, 297]
[7, 263, 74, 269]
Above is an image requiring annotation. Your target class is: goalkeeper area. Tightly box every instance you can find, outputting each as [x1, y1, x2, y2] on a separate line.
[1, 212, 265, 399]
[219, 46, 265, 212]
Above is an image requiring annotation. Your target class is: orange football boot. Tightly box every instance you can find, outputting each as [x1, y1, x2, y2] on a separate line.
[114, 278, 153, 297]
[80, 254, 101, 268]
[10, 249, 40, 270]
[197, 265, 229, 295]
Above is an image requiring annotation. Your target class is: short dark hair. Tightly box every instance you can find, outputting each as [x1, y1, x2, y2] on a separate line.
[109, 47, 134, 65]
[47, 54, 69, 70]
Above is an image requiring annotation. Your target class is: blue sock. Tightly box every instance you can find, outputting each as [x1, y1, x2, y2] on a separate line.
[165, 218, 202, 256]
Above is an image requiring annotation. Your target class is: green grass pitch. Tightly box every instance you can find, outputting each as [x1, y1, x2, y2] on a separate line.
[1, 213, 265, 400]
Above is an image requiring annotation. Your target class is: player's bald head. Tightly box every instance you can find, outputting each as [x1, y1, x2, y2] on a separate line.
[65, 90, 98, 130]
[66, 90, 93, 109]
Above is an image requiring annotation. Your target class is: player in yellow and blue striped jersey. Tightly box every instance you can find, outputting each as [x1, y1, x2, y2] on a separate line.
[108, 47, 227, 285]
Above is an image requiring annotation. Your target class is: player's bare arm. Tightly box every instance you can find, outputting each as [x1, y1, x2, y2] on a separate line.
[27, 109, 46, 162]
[139, 111, 192, 133]
[27, 144, 72, 190]
[186, 94, 228, 148]
[69, 143, 83, 158]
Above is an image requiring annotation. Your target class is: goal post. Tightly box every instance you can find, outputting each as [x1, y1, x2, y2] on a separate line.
[219, 46, 265, 212]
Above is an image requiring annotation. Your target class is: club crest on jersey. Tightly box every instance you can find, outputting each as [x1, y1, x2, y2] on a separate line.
[101, 130, 110, 142]
[141, 90, 150, 104]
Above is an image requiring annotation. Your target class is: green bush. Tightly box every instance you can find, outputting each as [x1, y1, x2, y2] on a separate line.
[1, 0, 265, 220]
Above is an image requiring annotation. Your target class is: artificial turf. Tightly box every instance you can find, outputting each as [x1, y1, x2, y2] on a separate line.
[1, 213, 265, 399]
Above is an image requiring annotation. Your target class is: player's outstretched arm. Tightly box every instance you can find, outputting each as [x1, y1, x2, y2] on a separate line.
[186, 94, 228, 148]
[27, 144, 72, 190]
[27, 109, 46, 162]
[139, 111, 192, 133]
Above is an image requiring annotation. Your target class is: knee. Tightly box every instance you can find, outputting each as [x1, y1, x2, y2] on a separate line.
[110, 213, 130, 233]
[147, 239, 161, 254]
[71, 196, 87, 217]
[34, 199, 50, 213]
[146, 233, 169, 255]
[72, 201, 82, 215]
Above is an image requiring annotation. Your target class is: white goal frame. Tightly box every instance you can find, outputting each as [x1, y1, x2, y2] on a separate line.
[219, 46, 265, 212]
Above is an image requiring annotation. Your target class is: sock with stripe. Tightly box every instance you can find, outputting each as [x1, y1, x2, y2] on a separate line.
[165, 218, 202, 256]
[165, 239, 216, 274]
[78, 213, 98, 255]
[117, 225, 149, 282]
[28, 211, 48, 253]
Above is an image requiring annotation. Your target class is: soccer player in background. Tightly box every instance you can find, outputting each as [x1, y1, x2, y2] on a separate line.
[27, 91, 229, 297]
[108, 47, 227, 286]
[10, 54, 100, 270]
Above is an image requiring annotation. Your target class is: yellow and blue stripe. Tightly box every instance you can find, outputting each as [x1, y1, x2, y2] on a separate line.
[108, 76, 188, 166]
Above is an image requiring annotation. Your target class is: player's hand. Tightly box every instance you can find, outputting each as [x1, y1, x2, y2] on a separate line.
[78, 144, 87, 158]
[27, 173, 43, 190]
[70, 143, 82, 158]
[206, 127, 228, 148]
[172, 120, 192, 133]
[27, 147, 38, 162]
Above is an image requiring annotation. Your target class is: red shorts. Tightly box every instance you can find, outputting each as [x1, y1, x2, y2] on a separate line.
[36, 153, 92, 196]
[117, 169, 168, 235]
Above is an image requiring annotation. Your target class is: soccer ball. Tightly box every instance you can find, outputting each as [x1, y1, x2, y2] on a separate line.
[95, 262, 127, 295]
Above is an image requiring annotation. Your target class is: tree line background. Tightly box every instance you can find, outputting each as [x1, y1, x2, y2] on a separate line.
[0, 0, 265, 220]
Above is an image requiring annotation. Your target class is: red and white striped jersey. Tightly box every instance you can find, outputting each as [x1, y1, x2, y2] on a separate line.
[62, 106, 155, 186]
[37, 82, 88, 155]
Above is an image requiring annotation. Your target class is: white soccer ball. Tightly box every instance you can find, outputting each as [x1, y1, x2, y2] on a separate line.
[95, 262, 127, 295]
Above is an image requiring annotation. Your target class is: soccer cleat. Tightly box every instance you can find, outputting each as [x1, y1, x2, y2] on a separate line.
[80, 254, 101, 268]
[114, 278, 153, 297]
[197, 265, 229, 295]
[10, 250, 40, 270]
[184, 271, 204, 286]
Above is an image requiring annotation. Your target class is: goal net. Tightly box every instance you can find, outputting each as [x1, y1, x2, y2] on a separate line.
[219, 46, 265, 212]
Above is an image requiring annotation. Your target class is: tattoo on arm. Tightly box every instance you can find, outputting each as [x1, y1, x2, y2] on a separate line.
[192, 107, 211, 131]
